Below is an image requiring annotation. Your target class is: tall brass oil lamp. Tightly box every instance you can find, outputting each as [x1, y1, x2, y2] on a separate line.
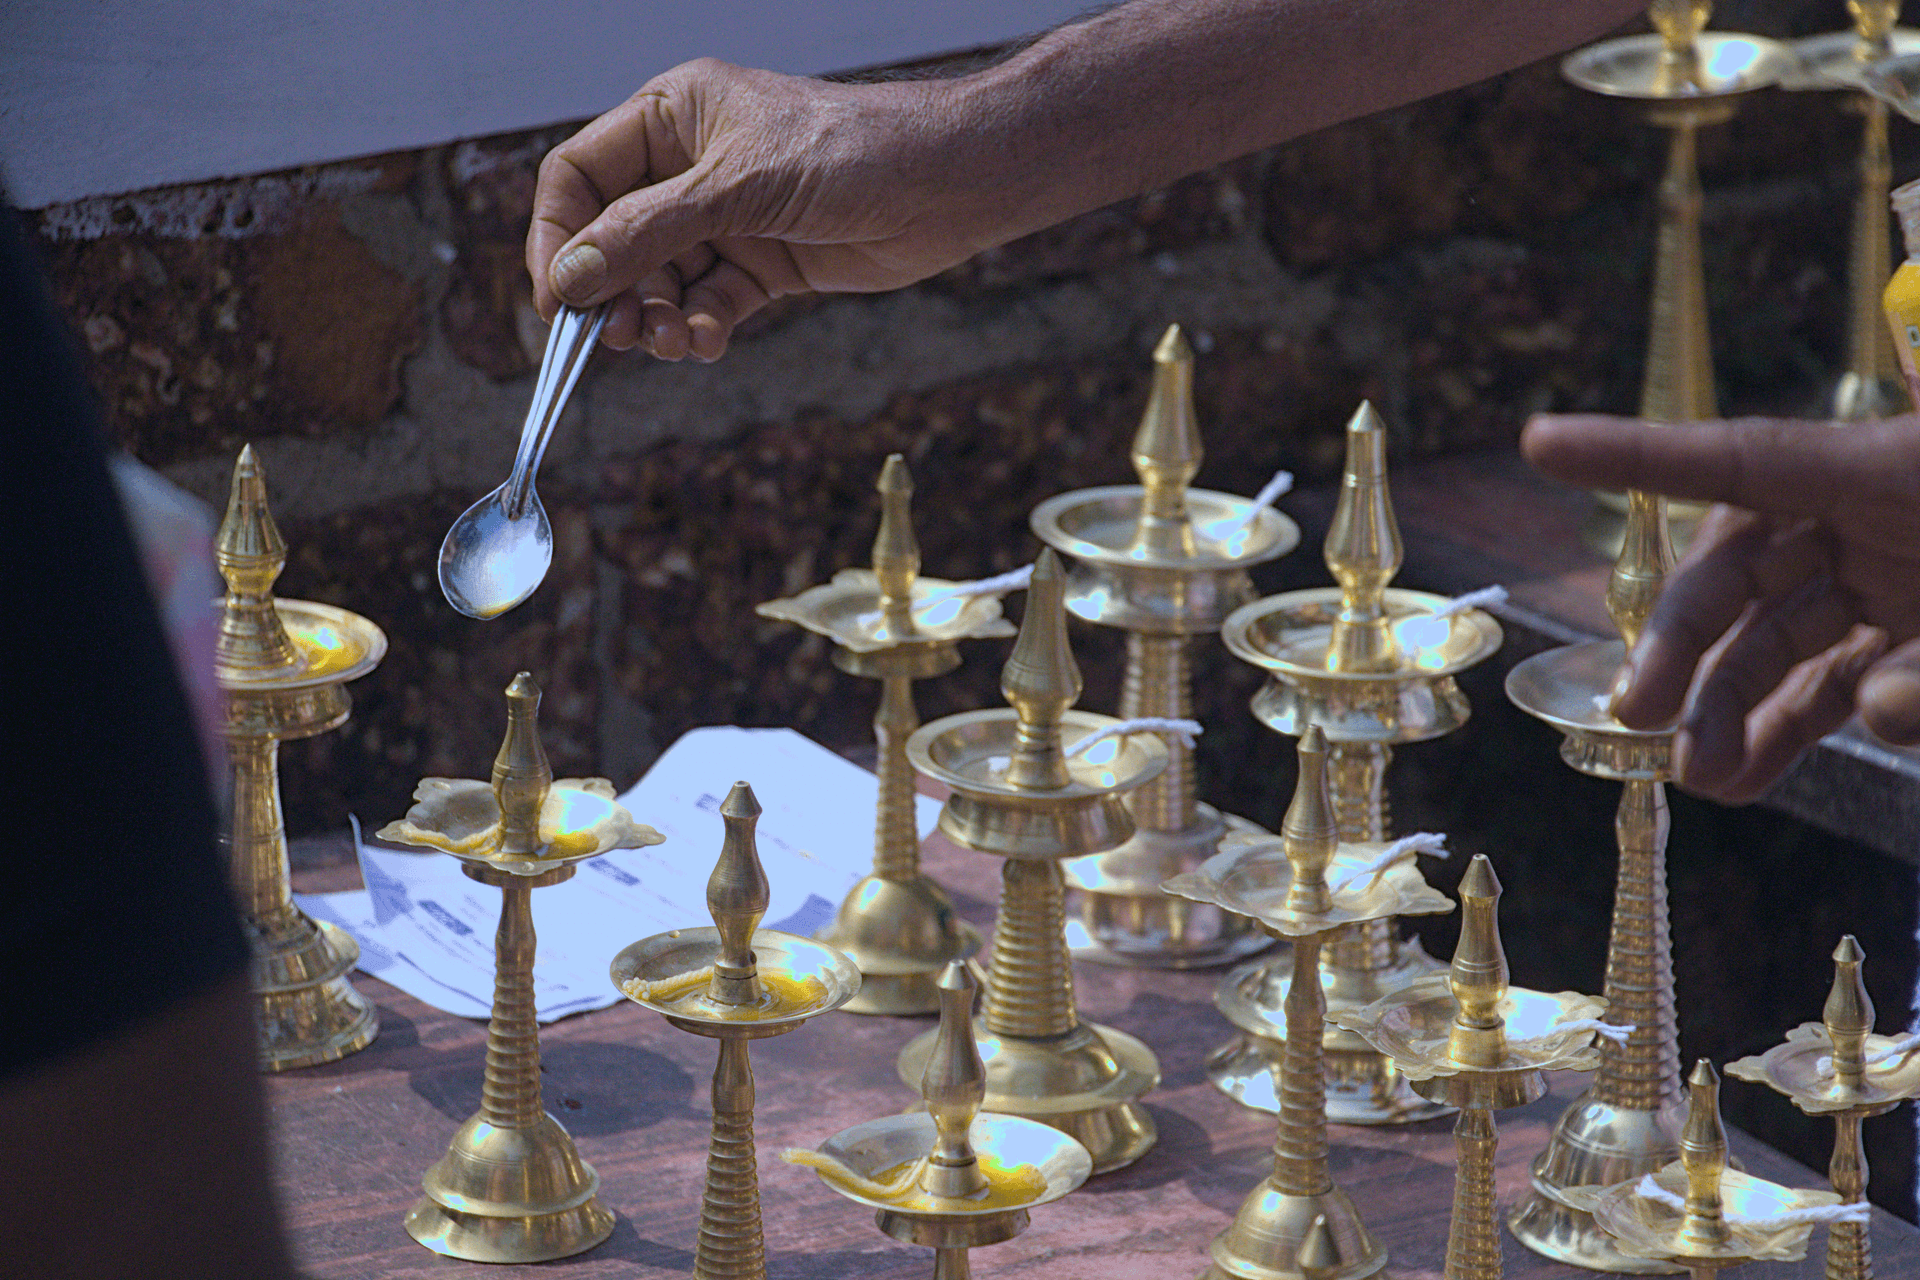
[1211, 402, 1502, 1125]
[1031, 323, 1300, 969]
[612, 780, 862, 1280]
[898, 549, 1169, 1173]
[213, 444, 387, 1071]
[1331, 855, 1610, 1280]
[757, 454, 1011, 1014]
[1563, 1, 1791, 552]
[1507, 482, 1689, 1272]
[1728, 937, 1920, 1280]
[1163, 726, 1453, 1280]
[1572, 1061, 1849, 1279]
[1783, 1, 1918, 420]
[793, 961, 1093, 1280]
[378, 672, 663, 1262]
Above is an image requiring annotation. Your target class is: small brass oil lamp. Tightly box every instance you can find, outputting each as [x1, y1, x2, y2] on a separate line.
[213, 445, 388, 1071]
[1163, 725, 1453, 1280]
[793, 961, 1093, 1280]
[1562, 0, 1792, 553]
[1783, 1, 1920, 419]
[1031, 323, 1300, 969]
[899, 549, 1169, 1173]
[378, 672, 663, 1262]
[1573, 1061, 1850, 1279]
[1727, 937, 1920, 1280]
[611, 781, 862, 1280]
[758, 454, 1011, 1014]
[1212, 402, 1502, 1125]
[1506, 484, 1686, 1273]
[1331, 855, 1610, 1280]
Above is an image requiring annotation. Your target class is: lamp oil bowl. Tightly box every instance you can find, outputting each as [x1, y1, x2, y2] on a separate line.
[1212, 401, 1501, 1126]
[1031, 323, 1299, 970]
[1331, 856, 1609, 1280]
[1572, 1061, 1848, 1278]
[377, 672, 662, 1263]
[900, 549, 1168, 1174]
[1727, 937, 1920, 1280]
[1164, 726, 1452, 1280]
[612, 781, 861, 1280]
[796, 963, 1093, 1280]
[757, 454, 1011, 1014]
[1507, 488, 1688, 1275]
[212, 445, 388, 1072]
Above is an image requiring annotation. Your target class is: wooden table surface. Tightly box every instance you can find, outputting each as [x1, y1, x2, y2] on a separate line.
[276, 825, 1920, 1279]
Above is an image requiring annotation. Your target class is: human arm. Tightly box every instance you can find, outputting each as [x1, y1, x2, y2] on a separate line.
[1520, 413, 1920, 804]
[528, 0, 1644, 358]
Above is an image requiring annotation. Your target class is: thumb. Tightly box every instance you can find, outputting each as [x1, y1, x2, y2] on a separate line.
[548, 163, 732, 307]
[1860, 635, 1920, 746]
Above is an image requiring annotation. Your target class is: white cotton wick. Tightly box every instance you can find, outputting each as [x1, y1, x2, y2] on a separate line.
[916, 565, 1034, 608]
[987, 717, 1203, 774]
[1066, 717, 1203, 758]
[857, 564, 1035, 629]
[1632, 1175, 1869, 1228]
[1431, 585, 1509, 618]
[1548, 1019, 1635, 1046]
[1218, 470, 1294, 539]
[1326, 832, 1448, 895]
[1815, 1030, 1920, 1077]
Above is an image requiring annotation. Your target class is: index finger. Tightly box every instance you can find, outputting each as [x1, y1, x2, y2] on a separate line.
[1520, 413, 1915, 518]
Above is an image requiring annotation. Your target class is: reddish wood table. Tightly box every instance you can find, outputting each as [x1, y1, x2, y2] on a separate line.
[276, 826, 1920, 1279]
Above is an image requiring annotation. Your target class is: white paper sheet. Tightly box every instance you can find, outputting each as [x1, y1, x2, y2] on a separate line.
[295, 726, 939, 1022]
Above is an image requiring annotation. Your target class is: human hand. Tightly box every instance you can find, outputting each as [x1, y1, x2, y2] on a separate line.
[527, 59, 1014, 360]
[1521, 413, 1920, 803]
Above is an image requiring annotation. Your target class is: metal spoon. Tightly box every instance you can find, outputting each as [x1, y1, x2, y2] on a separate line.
[438, 302, 609, 618]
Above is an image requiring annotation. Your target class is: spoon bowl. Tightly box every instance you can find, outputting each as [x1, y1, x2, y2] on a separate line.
[439, 487, 554, 619]
[437, 303, 608, 620]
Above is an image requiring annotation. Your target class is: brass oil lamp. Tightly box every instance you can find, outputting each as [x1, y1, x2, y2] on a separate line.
[898, 549, 1169, 1173]
[1506, 484, 1687, 1273]
[1573, 1061, 1850, 1279]
[757, 454, 1011, 1013]
[1211, 402, 1502, 1125]
[1562, 0, 1791, 553]
[1031, 323, 1300, 969]
[378, 672, 664, 1262]
[611, 780, 862, 1280]
[1163, 726, 1453, 1280]
[1331, 855, 1611, 1280]
[1727, 937, 1920, 1280]
[213, 445, 387, 1071]
[1782, 1, 1919, 419]
[794, 961, 1093, 1280]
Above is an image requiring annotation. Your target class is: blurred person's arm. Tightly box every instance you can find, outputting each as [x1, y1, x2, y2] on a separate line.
[0, 202, 296, 1279]
[527, 0, 1644, 358]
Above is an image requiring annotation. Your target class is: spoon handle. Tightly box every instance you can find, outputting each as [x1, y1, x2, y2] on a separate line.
[503, 303, 611, 519]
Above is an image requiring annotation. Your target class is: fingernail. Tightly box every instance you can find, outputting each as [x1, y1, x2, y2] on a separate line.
[1606, 660, 1636, 719]
[1671, 726, 1694, 781]
[551, 244, 608, 304]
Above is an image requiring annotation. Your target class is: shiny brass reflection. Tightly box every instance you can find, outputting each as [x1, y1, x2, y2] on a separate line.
[758, 454, 1010, 1014]
[380, 673, 663, 1263]
[1165, 727, 1451, 1280]
[1332, 856, 1609, 1280]
[1032, 323, 1300, 970]
[799, 961, 1092, 1278]
[612, 781, 861, 1279]
[1212, 403, 1502, 1126]
[900, 549, 1168, 1174]
[213, 445, 387, 1072]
